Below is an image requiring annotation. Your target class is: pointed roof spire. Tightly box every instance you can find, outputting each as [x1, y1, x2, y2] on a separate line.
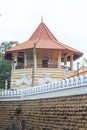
[41, 16, 43, 22]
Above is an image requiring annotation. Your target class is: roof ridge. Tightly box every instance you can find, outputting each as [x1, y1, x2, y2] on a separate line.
[42, 22, 58, 42]
[59, 42, 83, 54]
[29, 22, 59, 43]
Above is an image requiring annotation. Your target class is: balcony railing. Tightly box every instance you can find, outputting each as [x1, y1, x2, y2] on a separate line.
[15, 64, 70, 70]
[15, 63, 58, 69]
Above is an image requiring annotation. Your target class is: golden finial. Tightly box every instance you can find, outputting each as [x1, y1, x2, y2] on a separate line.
[41, 16, 43, 22]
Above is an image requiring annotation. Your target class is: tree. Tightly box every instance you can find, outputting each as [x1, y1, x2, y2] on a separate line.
[0, 41, 19, 89]
[0, 41, 18, 53]
[83, 58, 87, 66]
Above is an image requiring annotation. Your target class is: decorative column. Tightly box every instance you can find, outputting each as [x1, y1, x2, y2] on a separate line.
[24, 52, 28, 69]
[32, 43, 37, 87]
[70, 54, 73, 70]
[58, 52, 61, 68]
[64, 56, 67, 65]
[32, 40, 39, 86]
[13, 52, 18, 70]
[33, 43, 37, 68]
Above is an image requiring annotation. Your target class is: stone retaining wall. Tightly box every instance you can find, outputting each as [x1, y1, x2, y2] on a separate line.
[0, 94, 87, 130]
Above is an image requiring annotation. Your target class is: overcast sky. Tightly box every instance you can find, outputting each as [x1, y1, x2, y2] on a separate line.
[0, 0, 87, 68]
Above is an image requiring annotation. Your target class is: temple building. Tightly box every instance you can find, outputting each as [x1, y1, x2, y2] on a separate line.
[4, 18, 83, 89]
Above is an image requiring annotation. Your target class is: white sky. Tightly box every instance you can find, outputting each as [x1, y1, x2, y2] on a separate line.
[0, 0, 87, 69]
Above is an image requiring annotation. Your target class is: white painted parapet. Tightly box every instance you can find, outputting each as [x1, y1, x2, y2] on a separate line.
[0, 74, 87, 101]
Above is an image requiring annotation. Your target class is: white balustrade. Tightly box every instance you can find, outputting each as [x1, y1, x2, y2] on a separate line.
[64, 79, 69, 87]
[0, 75, 87, 100]
[68, 78, 73, 86]
[83, 74, 87, 83]
[78, 75, 84, 84]
[73, 76, 78, 86]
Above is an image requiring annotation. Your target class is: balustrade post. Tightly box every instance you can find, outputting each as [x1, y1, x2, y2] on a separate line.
[5, 80, 8, 91]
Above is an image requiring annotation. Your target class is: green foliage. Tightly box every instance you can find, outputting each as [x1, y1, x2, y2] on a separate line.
[0, 41, 18, 53]
[0, 41, 19, 89]
[83, 58, 87, 65]
[0, 59, 11, 89]
[14, 106, 22, 113]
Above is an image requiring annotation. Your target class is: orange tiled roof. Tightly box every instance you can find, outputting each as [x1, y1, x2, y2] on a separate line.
[69, 70, 87, 78]
[68, 66, 87, 78]
[5, 21, 83, 58]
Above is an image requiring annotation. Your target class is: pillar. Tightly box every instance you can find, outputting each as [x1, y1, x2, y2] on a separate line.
[32, 44, 37, 87]
[64, 56, 67, 65]
[33, 44, 37, 68]
[24, 52, 28, 69]
[70, 54, 73, 70]
[13, 52, 18, 70]
[58, 52, 61, 68]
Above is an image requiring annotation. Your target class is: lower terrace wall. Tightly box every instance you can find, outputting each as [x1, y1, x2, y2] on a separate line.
[0, 94, 87, 130]
[0, 75, 87, 130]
